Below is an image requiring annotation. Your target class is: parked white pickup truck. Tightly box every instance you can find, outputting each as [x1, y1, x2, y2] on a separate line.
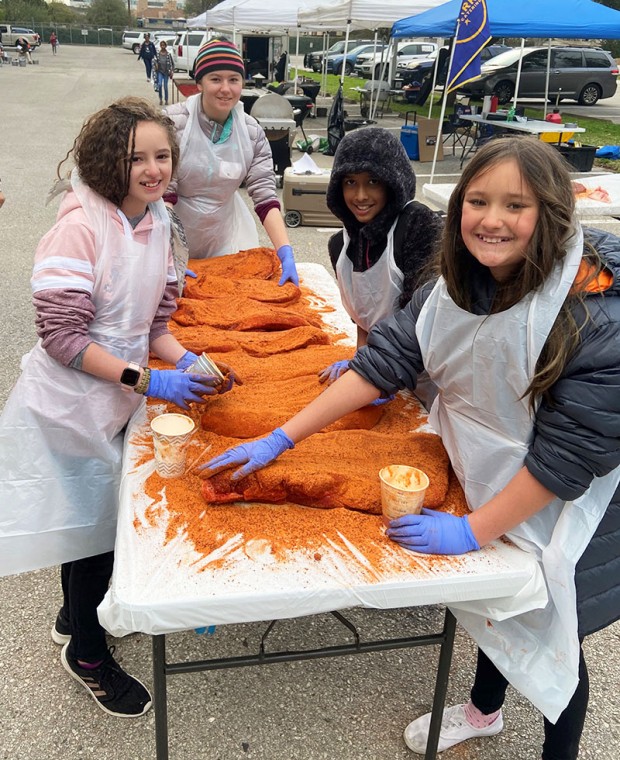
[0, 25, 40, 48]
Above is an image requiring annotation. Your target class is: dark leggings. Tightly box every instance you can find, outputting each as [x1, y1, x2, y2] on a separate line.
[471, 646, 589, 760]
[60, 551, 114, 663]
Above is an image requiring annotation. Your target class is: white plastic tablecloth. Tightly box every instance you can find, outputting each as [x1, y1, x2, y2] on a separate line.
[99, 264, 540, 637]
[424, 175, 620, 218]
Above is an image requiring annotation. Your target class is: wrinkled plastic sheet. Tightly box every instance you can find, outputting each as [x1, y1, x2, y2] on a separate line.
[99, 264, 540, 637]
[424, 177, 620, 218]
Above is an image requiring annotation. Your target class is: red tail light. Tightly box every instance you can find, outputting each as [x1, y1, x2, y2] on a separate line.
[178, 44, 183, 57]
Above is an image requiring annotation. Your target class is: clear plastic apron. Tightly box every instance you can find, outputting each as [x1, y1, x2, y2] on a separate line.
[335, 210, 406, 334]
[416, 227, 620, 721]
[175, 95, 258, 259]
[0, 173, 170, 576]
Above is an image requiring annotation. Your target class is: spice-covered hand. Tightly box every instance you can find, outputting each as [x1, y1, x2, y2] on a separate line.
[176, 351, 199, 371]
[146, 369, 219, 411]
[276, 245, 299, 287]
[213, 361, 243, 394]
[318, 359, 350, 385]
[200, 427, 294, 480]
[386, 508, 480, 555]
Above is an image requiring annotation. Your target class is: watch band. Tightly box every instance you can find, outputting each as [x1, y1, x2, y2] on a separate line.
[134, 367, 151, 395]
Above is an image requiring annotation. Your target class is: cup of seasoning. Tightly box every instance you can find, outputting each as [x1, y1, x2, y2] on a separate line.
[185, 352, 226, 385]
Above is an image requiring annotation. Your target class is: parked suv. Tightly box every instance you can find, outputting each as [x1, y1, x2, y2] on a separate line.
[460, 46, 618, 105]
[394, 44, 512, 89]
[171, 29, 209, 73]
[355, 41, 438, 80]
[304, 39, 373, 72]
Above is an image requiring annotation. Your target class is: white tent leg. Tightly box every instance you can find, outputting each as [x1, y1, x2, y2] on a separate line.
[340, 21, 351, 87]
[430, 25, 460, 185]
[543, 40, 552, 119]
[294, 25, 301, 94]
[513, 38, 525, 108]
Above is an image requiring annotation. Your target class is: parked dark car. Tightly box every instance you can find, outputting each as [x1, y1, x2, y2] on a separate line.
[304, 39, 373, 72]
[394, 44, 512, 89]
[460, 46, 618, 105]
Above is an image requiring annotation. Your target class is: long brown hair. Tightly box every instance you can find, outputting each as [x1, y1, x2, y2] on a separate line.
[57, 96, 179, 208]
[437, 137, 603, 407]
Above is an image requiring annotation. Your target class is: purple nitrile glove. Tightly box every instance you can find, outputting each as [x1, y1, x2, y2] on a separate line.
[146, 369, 218, 411]
[386, 508, 480, 555]
[175, 351, 199, 371]
[199, 427, 294, 481]
[318, 359, 350, 385]
[371, 393, 396, 407]
[276, 245, 299, 287]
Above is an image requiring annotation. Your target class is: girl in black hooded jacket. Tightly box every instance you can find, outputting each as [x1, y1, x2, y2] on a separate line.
[318, 127, 442, 385]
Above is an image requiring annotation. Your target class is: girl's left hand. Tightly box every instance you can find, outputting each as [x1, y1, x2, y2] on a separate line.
[386, 508, 480, 555]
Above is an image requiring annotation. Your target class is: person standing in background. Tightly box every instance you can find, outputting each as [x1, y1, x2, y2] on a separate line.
[0, 175, 5, 208]
[137, 33, 157, 83]
[163, 38, 298, 285]
[50, 32, 58, 55]
[153, 40, 174, 106]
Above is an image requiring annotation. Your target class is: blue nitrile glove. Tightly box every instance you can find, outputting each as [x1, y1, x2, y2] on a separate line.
[371, 393, 396, 407]
[386, 508, 480, 555]
[146, 369, 218, 411]
[175, 351, 199, 371]
[185, 268, 197, 278]
[195, 625, 217, 635]
[318, 359, 350, 385]
[200, 427, 294, 481]
[276, 245, 299, 287]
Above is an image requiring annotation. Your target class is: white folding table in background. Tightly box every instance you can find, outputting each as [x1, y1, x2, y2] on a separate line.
[99, 264, 540, 760]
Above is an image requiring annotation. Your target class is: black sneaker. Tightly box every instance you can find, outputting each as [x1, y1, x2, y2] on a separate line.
[51, 608, 71, 646]
[61, 643, 152, 718]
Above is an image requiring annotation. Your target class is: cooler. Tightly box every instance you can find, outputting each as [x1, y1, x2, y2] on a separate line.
[282, 169, 341, 228]
[400, 125, 419, 160]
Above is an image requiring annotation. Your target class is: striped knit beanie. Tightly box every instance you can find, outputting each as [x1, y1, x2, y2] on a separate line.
[193, 39, 245, 82]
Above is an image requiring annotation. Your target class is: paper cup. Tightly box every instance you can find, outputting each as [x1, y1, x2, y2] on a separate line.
[150, 413, 196, 478]
[185, 352, 225, 383]
[379, 465, 429, 526]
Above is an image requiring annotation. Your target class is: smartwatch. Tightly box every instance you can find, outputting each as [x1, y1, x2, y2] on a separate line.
[120, 362, 142, 388]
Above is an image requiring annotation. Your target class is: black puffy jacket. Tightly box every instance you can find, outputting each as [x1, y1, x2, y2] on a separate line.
[351, 226, 620, 637]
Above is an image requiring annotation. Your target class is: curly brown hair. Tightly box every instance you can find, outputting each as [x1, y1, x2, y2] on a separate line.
[436, 137, 602, 407]
[57, 97, 179, 208]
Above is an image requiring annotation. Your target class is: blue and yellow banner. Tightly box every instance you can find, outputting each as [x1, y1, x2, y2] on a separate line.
[446, 0, 492, 93]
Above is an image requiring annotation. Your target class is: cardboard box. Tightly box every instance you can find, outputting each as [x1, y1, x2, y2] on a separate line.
[416, 117, 443, 162]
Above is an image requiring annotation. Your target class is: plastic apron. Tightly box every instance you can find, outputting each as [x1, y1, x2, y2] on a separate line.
[335, 209, 407, 334]
[175, 95, 258, 259]
[0, 172, 170, 577]
[415, 226, 620, 721]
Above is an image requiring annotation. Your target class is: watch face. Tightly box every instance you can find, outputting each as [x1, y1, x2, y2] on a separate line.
[120, 367, 141, 387]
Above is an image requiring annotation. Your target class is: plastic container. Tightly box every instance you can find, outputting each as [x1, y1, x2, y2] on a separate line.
[551, 144, 597, 172]
[400, 125, 420, 160]
[546, 109, 562, 124]
[379, 465, 429, 527]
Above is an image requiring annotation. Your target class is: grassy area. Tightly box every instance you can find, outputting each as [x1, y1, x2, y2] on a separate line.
[302, 71, 619, 172]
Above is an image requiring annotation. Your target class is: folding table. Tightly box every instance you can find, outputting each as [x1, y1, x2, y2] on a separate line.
[98, 264, 540, 760]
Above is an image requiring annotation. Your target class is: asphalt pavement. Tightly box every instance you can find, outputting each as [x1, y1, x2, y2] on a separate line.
[0, 44, 619, 760]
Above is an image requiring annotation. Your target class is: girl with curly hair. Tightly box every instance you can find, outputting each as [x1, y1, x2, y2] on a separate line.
[0, 97, 234, 718]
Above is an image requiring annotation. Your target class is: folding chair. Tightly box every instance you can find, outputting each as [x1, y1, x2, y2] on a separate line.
[358, 80, 391, 119]
[442, 106, 472, 157]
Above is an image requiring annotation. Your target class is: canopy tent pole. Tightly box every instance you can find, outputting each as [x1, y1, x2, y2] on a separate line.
[294, 25, 301, 93]
[512, 38, 525, 108]
[429, 24, 460, 185]
[368, 30, 380, 120]
[543, 39, 552, 119]
[321, 32, 330, 97]
[340, 20, 352, 87]
[427, 39, 444, 119]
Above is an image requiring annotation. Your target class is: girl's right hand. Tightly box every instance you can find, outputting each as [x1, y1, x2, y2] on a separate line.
[199, 428, 294, 481]
[145, 369, 219, 410]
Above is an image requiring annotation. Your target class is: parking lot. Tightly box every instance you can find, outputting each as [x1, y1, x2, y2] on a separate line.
[0, 43, 619, 760]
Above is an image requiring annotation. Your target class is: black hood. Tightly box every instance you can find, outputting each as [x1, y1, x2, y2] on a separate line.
[326, 127, 416, 244]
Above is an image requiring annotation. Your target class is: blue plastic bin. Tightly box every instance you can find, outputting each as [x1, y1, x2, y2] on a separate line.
[400, 125, 419, 160]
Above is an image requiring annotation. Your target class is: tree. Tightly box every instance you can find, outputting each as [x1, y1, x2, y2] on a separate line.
[47, 2, 81, 24]
[86, 0, 128, 27]
[183, 0, 221, 21]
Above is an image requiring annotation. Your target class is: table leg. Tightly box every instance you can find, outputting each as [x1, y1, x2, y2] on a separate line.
[424, 609, 457, 760]
[153, 635, 169, 760]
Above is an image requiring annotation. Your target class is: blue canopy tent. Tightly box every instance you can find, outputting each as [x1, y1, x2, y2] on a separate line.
[391, 0, 620, 181]
[391, 0, 620, 39]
